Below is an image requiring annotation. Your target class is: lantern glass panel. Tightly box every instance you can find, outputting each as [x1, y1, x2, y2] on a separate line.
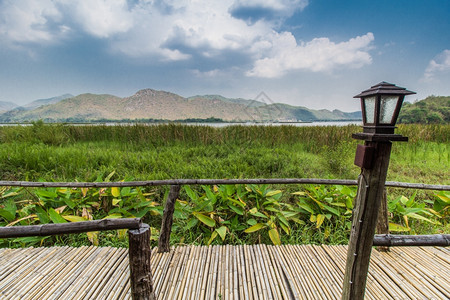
[364, 96, 376, 124]
[380, 95, 398, 124]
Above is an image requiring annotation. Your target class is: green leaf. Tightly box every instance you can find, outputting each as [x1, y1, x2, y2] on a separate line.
[316, 214, 325, 228]
[389, 223, 410, 232]
[63, 197, 76, 209]
[323, 204, 340, 216]
[216, 226, 227, 241]
[186, 218, 199, 230]
[48, 208, 67, 224]
[207, 231, 218, 245]
[62, 215, 86, 222]
[265, 190, 282, 197]
[35, 206, 50, 224]
[298, 203, 314, 215]
[111, 187, 121, 198]
[247, 218, 257, 226]
[405, 212, 440, 224]
[244, 223, 265, 233]
[228, 204, 244, 215]
[203, 186, 217, 204]
[184, 186, 198, 202]
[36, 189, 58, 199]
[192, 212, 216, 227]
[268, 228, 281, 245]
[0, 209, 15, 222]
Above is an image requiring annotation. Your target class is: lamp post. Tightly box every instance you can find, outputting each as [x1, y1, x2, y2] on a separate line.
[342, 82, 415, 300]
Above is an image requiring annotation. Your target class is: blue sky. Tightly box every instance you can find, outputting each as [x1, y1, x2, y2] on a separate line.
[0, 0, 449, 112]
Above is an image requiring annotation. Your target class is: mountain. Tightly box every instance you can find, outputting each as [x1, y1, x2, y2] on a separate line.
[23, 94, 74, 110]
[0, 101, 18, 113]
[398, 96, 449, 124]
[0, 89, 361, 123]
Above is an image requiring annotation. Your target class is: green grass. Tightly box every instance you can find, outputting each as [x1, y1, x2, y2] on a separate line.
[0, 123, 448, 248]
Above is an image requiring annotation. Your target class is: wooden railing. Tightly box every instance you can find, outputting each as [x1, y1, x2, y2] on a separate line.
[0, 178, 449, 299]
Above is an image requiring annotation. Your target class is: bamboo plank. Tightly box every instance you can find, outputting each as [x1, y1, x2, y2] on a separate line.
[1, 245, 449, 299]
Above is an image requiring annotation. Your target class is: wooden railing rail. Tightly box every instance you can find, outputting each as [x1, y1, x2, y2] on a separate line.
[0, 178, 448, 190]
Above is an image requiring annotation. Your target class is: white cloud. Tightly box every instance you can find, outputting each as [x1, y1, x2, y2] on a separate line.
[247, 32, 374, 77]
[0, 0, 374, 76]
[423, 50, 450, 81]
[60, 0, 134, 38]
[0, 0, 64, 44]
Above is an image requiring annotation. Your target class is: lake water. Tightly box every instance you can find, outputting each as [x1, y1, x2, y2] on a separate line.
[0, 121, 362, 127]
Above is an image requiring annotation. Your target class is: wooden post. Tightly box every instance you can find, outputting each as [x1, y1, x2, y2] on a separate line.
[376, 188, 390, 252]
[158, 185, 181, 253]
[128, 223, 156, 300]
[342, 141, 392, 300]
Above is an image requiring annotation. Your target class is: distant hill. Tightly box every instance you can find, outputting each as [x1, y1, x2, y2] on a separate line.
[398, 96, 449, 124]
[23, 94, 73, 110]
[0, 101, 18, 113]
[0, 89, 361, 123]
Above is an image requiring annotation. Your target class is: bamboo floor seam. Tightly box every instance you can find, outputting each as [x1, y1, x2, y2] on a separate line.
[0, 245, 448, 299]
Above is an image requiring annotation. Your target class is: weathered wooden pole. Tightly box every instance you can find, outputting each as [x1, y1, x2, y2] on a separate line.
[342, 140, 393, 299]
[375, 188, 390, 252]
[158, 184, 181, 253]
[342, 82, 415, 300]
[129, 223, 156, 300]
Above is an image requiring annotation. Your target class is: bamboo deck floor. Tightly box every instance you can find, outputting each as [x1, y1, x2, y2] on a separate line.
[0, 245, 448, 299]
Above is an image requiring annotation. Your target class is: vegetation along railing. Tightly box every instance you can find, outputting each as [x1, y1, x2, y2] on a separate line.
[0, 178, 449, 299]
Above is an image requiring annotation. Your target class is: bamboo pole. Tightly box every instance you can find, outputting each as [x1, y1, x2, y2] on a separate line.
[158, 185, 181, 253]
[0, 178, 448, 190]
[0, 218, 141, 238]
[373, 234, 450, 247]
[128, 223, 156, 300]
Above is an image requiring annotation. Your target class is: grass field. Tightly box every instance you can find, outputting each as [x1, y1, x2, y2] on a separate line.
[0, 123, 448, 248]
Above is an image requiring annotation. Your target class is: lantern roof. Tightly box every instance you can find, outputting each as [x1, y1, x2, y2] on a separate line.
[354, 82, 416, 98]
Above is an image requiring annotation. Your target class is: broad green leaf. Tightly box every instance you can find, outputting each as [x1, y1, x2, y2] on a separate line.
[316, 214, 325, 228]
[104, 213, 122, 219]
[216, 226, 227, 241]
[399, 195, 409, 205]
[297, 203, 315, 215]
[228, 204, 244, 215]
[87, 231, 99, 245]
[111, 187, 121, 198]
[35, 189, 58, 199]
[63, 215, 86, 222]
[244, 223, 265, 233]
[35, 206, 50, 224]
[63, 197, 76, 209]
[48, 208, 67, 224]
[280, 223, 290, 235]
[406, 213, 440, 224]
[105, 171, 116, 182]
[323, 204, 340, 216]
[268, 228, 281, 245]
[291, 191, 306, 196]
[207, 231, 218, 245]
[186, 218, 199, 230]
[184, 186, 198, 202]
[203, 186, 217, 204]
[265, 190, 282, 197]
[121, 187, 132, 197]
[112, 198, 121, 206]
[247, 218, 257, 226]
[0, 209, 15, 222]
[389, 223, 410, 232]
[249, 207, 267, 218]
[192, 212, 216, 227]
